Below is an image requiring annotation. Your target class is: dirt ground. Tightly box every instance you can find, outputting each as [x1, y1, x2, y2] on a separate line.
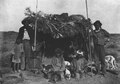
[0, 32, 120, 84]
[1, 66, 120, 84]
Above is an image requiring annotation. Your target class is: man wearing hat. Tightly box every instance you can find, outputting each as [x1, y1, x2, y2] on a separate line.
[16, 18, 34, 70]
[93, 20, 110, 76]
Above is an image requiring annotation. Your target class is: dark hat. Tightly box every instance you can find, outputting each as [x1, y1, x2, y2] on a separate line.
[93, 20, 102, 26]
[21, 17, 32, 25]
[55, 48, 64, 54]
[15, 39, 22, 44]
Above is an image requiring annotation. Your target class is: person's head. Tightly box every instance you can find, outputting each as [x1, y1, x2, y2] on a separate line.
[15, 39, 21, 44]
[55, 48, 63, 57]
[21, 19, 30, 26]
[93, 20, 102, 30]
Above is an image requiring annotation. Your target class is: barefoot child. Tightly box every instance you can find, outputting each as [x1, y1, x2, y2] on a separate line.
[11, 39, 24, 72]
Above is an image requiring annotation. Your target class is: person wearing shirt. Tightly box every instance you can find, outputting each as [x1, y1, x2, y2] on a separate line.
[51, 48, 65, 81]
[93, 20, 110, 76]
[16, 19, 34, 70]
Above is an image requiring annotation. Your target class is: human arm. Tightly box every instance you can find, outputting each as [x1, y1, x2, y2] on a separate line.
[102, 29, 110, 42]
[102, 29, 110, 38]
[16, 27, 24, 42]
[60, 56, 65, 71]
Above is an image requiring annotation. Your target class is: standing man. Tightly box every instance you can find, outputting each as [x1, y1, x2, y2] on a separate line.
[93, 20, 110, 76]
[16, 19, 34, 70]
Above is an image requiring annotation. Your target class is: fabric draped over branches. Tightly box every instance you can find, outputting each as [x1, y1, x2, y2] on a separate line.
[22, 8, 93, 59]
[23, 8, 91, 38]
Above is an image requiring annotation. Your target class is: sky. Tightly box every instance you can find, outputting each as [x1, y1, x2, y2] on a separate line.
[0, 0, 120, 33]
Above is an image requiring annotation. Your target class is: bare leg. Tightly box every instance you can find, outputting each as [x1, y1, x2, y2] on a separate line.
[13, 63, 17, 72]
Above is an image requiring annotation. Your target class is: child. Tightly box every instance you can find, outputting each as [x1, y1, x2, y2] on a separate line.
[11, 39, 24, 73]
[71, 51, 87, 79]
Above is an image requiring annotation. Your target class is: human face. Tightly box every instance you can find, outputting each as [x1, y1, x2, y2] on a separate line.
[16, 39, 21, 44]
[94, 23, 101, 30]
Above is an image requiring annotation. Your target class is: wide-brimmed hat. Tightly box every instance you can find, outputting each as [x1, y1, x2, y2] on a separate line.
[21, 17, 32, 25]
[93, 20, 102, 26]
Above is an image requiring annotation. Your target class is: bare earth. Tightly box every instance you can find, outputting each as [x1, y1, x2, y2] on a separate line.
[0, 32, 120, 84]
[1, 66, 120, 84]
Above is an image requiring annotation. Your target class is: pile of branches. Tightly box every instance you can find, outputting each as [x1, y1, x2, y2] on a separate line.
[23, 8, 91, 38]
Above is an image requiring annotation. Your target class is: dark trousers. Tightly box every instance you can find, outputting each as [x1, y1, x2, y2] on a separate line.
[94, 44, 106, 74]
[23, 40, 32, 70]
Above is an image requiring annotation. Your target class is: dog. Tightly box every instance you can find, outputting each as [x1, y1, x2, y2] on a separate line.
[48, 71, 61, 83]
[42, 64, 53, 79]
[105, 55, 117, 70]
[64, 68, 71, 80]
[84, 62, 97, 75]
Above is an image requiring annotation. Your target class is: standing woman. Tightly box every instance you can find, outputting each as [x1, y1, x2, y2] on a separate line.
[93, 20, 110, 76]
[16, 19, 34, 70]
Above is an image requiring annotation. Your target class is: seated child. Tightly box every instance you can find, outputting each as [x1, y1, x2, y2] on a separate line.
[71, 52, 87, 79]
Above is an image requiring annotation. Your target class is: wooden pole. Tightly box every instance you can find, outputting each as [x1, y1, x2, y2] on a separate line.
[85, 0, 92, 61]
[33, 0, 38, 70]
[85, 0, 88, 19]
[34, 0, 38, 51]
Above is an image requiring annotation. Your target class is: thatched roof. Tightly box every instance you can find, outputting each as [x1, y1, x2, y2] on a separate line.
[23, 8, 92, 38]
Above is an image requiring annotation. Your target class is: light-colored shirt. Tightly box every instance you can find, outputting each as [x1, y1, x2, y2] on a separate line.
[23, 29, 30, 40]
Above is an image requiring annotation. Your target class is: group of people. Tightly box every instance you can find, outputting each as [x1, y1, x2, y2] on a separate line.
[42, 48, 88, 82]
[11, 17, 110, 80]
[11, 19, 34, 72]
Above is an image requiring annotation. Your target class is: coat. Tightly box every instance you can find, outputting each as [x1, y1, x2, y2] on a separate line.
[93, 29, 110, 45]
[16, 25, 34, 44]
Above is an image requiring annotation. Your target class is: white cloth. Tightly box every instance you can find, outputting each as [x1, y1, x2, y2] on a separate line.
[65, 68, 71, 80]
[64, 61, 71, 66]
[77, 50, 84, 56]
[23, 29, 30, 40]
[65, 68, 71, 75]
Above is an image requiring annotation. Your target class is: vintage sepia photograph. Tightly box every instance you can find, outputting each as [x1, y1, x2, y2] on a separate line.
[0, 0, 120, 84]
